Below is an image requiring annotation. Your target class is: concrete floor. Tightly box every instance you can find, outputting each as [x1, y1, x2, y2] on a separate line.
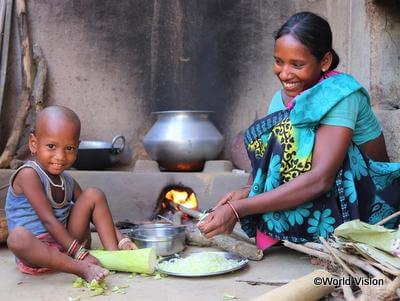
[0, 235, 317, 301]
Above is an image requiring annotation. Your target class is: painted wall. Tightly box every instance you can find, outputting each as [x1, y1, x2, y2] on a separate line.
[1, 0, 399, 169]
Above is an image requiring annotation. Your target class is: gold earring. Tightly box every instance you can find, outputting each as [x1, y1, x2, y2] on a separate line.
[322, 68, 326, 72]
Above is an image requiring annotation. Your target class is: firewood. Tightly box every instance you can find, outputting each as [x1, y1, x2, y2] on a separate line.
[235, 279, 289, 286]
[0, 0, 33, 168]
[0, 0, 13, 110]
[16, 0, 34, 90]
[178, 204, 256, 244]
[375, 210, 400, 226]
[186, 227, 213, 247]
[341, 272, 356, 301]
[31, 45, 47, 113]
[320, 237, 356, 277]
[172, 211, 183, 225]
[0, 89, 31, 168]
[0, 1, 6, 41]
[283, 240, 331, 261]
[249, 269, 335, 301]
[186, 227, 263, 260]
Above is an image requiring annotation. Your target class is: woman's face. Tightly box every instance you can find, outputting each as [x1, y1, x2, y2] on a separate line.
[273, 34, 324, 99]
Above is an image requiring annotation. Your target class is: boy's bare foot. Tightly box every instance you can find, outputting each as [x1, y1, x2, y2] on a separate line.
[79, 262, 109, 282]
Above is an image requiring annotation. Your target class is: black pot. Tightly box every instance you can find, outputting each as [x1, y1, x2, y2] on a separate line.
[73, 135, 125, 170]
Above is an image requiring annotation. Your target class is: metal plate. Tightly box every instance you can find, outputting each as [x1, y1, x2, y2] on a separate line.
[157, 251, 248, 277]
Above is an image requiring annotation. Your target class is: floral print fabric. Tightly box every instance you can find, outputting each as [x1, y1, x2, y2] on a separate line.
[241, 73, 400, 242]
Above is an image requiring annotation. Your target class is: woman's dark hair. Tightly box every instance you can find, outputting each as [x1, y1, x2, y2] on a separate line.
[274, 11, 340, 71]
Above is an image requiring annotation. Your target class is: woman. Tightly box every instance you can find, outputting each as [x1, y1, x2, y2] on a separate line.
[198, 12, 400, 248]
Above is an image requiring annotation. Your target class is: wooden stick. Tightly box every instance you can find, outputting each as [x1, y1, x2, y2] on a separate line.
[304, 242, 325, 251]
[31, 45, 47, 112]
[375, 210, 400, 226]
[283, 240, 331, 261]
[0, 0, 6, 47]
[249, 269, 335, 301]
[211, 234, 263, 260]
[334, 249, 385, 279]
[16, 0, 34, 90]
[369, 261, 400, 276]
[0, 0, 34, 168]
[185, 227, 213, 247]
[0, 0, 13, 112]
[172, 211, 183, 225]
[386, 276, 400, 298]
[0, 183, 9, 191]
[320, 237, 356, 277]
[341, 272, 356, 301]
[0, 89, 31, 168]
[236, 279, 289, 286]
[186, 227, 263, 260]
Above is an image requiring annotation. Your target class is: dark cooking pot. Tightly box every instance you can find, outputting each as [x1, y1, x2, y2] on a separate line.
[72, 135, 125, 170]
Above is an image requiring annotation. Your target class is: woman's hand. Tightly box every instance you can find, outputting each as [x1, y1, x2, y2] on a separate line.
[197, 204, 238, 238]
[212, 186, 250, 210]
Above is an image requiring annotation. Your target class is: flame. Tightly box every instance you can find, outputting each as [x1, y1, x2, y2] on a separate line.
[165, 189, 198, 210]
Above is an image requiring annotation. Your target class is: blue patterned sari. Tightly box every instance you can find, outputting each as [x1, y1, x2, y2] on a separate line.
[240, 73, 400, 243]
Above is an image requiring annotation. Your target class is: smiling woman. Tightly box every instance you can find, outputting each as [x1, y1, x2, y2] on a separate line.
[198, 11, 400, 248]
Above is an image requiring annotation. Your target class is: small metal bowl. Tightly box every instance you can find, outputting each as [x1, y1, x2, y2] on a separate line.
[128, 225, 186, 256]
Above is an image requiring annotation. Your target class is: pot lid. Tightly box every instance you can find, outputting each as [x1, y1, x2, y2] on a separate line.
[78, 140, 111, 149]
[152, 110, 213, 115]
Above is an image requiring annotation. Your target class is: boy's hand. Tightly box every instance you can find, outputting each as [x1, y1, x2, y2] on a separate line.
[118, 238, 138, 250]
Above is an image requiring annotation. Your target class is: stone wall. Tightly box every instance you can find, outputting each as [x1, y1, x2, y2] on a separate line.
[1, 0, 399, 168]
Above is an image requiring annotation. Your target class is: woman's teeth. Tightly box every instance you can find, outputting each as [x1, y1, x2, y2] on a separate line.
[283, 82, 299, 89]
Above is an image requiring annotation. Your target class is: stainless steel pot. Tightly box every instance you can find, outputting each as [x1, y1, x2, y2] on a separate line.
[128, 224, 186, 256]
[73, 135, 125, 170]
[143, 110, 224, 171]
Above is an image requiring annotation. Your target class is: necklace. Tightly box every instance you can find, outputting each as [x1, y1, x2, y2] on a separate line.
[32, 161, 65, 190]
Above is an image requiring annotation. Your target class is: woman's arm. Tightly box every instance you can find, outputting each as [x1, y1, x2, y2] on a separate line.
[199, 124, 353, 237]
[14, 168, 75, 250]
[236, 124, 353, 216]
[212, 174, 254, 210]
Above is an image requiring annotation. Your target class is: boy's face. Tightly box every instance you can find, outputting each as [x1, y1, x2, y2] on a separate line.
[29, 119, 80, 175]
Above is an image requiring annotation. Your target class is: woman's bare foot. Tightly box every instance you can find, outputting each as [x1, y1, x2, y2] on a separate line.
[79, 262, 109, 282]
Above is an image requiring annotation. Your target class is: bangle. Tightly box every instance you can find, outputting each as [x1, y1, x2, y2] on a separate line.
[67, 239, 79, 257]
[118, 237, 132, 249]
[74, 245, 89, 260]
[226, 200, 240, 222]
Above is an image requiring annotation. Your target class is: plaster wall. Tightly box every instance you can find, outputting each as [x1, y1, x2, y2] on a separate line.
[1, 0, 399, 167]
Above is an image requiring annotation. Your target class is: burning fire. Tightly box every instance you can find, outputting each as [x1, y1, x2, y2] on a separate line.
[164, 189, 198, 210]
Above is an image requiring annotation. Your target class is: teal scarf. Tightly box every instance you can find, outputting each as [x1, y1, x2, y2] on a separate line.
[241, 73, 400, 242]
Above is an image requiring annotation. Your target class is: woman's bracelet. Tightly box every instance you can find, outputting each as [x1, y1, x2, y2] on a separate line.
[226, 200, 240, 222]
[118, 237, 132, 249]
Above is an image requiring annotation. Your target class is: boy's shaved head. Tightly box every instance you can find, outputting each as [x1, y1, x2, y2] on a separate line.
[35, 105, 81, 139]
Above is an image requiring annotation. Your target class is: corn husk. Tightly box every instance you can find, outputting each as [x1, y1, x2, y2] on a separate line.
[90, 248, 156, 274]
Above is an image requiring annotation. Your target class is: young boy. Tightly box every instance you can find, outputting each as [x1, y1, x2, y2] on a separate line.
[5, 105, 136, 282]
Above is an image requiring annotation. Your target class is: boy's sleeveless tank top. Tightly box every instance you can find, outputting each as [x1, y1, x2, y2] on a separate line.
[5, 160, 75, 236]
